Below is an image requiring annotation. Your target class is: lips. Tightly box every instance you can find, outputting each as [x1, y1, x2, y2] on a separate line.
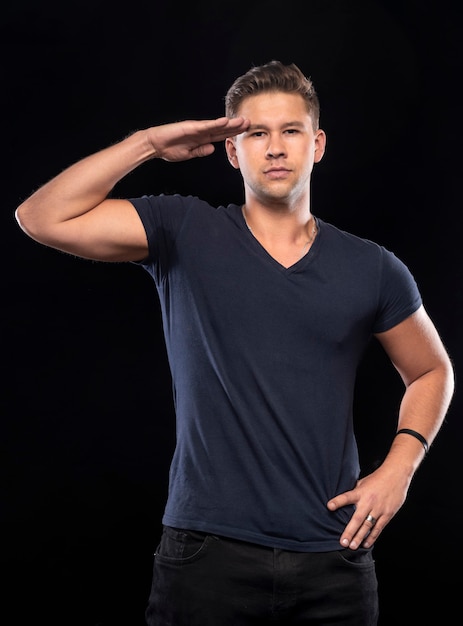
[265, 168, 290, 178]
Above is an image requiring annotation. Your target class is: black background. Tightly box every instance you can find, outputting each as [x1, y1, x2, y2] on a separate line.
[3, 1, 462, 624]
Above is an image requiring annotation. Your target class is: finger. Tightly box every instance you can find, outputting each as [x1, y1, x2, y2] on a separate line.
[212, 115, 248, 128]
[341, 513, 380, 550]
[207, 116, 249, 139]
[362, 516, 382, 548]
[364, 513, 377, 528]
[192, 144, 216, 158]
[327, 490, 356, 511]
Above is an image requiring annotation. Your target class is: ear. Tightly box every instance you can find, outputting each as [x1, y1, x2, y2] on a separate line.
[314, 129, 327, 163]
[225, 137, 240, 169]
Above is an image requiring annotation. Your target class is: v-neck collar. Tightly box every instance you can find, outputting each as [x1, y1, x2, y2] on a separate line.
[238, 207, 320, 272]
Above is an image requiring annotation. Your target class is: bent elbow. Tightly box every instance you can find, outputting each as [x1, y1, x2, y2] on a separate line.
[15, 201, 35, 237]
[443, 354, 456, 401]
[15, 200, 51, 246]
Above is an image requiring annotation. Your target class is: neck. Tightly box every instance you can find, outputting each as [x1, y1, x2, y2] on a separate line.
[242, 204, 318, 268]
[242, 203, 315, 244]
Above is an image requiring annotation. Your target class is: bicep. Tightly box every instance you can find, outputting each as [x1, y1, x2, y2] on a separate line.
[374, 305, 451, 386]
[46, 199, 149, 262]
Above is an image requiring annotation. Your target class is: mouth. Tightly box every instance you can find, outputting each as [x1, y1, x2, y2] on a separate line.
[264, 168, 291, 179]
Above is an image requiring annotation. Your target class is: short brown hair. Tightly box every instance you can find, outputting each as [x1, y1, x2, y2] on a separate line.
[225, 60, 320, 130]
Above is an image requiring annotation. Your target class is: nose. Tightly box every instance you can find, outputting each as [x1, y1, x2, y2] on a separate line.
[266, 133, 286, 159]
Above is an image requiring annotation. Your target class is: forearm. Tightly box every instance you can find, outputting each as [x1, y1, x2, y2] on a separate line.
[15, 130, 154, 235]
[385, 362, 454, 474]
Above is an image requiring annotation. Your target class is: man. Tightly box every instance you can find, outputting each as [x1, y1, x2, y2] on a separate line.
[15, 60, 454, 625]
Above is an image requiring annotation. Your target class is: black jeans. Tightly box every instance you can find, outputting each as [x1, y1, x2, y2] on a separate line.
[145, 526, 379, 625]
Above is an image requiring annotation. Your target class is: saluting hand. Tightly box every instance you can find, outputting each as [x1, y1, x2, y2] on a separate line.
[146, 116, 250, 162]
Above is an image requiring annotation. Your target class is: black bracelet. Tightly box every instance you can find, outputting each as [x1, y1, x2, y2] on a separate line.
[395, 428, 429, 454]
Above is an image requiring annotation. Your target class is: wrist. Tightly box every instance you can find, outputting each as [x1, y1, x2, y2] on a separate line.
[121, 129, 159, 164]
[395, 428, 429, 454]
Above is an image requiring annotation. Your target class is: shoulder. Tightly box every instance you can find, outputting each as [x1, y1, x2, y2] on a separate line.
[130, 193, 210, 213]
[319, 219, 382, 251]
[129, 194, 241, 221]
[319, 220, 413, 268]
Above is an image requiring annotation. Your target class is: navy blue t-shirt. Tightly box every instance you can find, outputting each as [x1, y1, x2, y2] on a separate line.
[130, 194, 422, 551]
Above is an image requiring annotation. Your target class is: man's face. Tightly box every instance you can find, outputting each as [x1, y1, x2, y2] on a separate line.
[226, 92, 325, 205]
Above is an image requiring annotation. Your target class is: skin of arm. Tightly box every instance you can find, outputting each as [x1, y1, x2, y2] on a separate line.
[327, 305, 455, 549]
[15, 116, 250, 262]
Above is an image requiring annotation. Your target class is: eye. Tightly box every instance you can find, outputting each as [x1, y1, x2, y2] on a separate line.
[284, 128, 299, 135]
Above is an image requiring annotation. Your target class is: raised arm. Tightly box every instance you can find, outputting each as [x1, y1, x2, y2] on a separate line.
[327, 305, 454, 549]
[15, 116, 250, 262]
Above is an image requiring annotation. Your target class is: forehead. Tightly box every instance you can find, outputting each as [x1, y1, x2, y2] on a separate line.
[236, 91, 310, 123]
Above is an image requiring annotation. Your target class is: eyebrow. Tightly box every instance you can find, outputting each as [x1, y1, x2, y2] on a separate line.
[246, 120, 306, 131]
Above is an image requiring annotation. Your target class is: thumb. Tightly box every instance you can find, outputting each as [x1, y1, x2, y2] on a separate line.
[192, 144, 216, 158]
[327, 488, 356, 511]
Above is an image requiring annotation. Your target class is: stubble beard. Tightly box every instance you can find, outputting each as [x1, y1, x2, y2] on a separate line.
[250, 176, 307, 208]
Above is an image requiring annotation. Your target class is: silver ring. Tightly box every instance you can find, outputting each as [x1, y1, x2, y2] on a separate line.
[365, 514, 377, 526]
